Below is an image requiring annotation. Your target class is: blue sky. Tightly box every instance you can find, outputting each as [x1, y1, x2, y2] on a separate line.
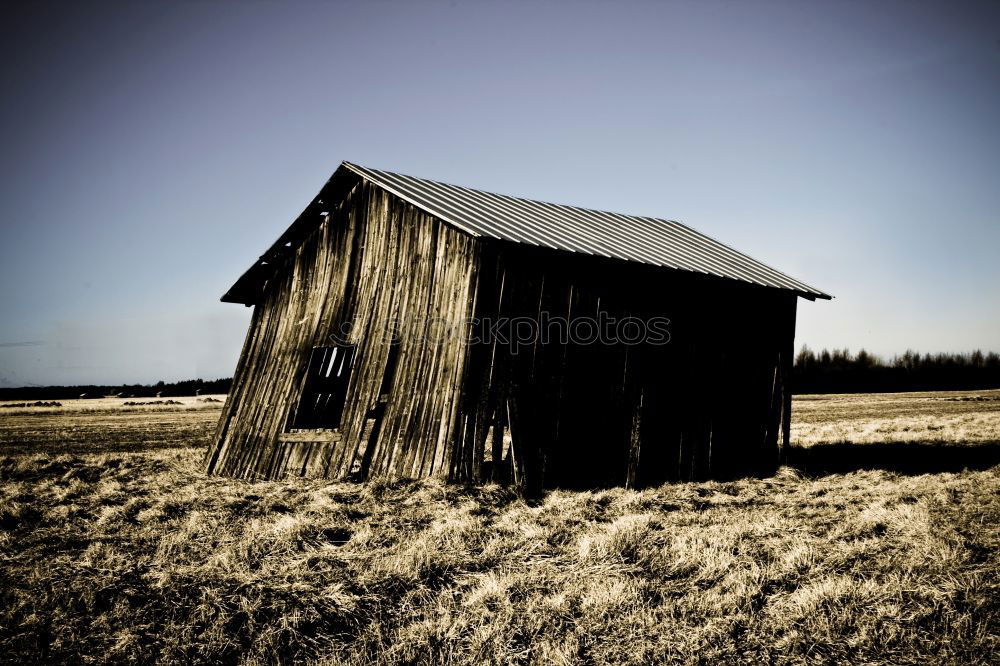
[1, 0, 998, 387]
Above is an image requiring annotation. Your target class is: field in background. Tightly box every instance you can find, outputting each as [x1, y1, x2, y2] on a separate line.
[1, 392, 998, 664]
[794, 389, 1000, 445]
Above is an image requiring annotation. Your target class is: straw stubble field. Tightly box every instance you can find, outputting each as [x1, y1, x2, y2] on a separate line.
[1, 391, 998, 664]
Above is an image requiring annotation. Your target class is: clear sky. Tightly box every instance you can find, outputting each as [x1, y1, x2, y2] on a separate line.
[1, 0, 998, 387]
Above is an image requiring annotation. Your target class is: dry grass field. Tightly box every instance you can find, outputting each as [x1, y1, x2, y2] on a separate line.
[1, 391, 999, 664]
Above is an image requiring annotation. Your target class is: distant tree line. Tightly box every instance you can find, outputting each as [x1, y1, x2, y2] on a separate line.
[793, 348, 1000, 394]
[3, 350, 999, 400]
[0, 377, 232, 401]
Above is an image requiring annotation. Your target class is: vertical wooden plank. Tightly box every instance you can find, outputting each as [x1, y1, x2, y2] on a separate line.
[625, 387, 643, 489]
[779, 295, 797, 461]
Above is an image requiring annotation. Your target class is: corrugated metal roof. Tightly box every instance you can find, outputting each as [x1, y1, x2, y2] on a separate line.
[222, 161, 831, 304]
[341, 161, 830, 300]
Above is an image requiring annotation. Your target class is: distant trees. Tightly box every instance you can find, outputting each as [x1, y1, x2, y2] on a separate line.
[793, 347, 1000, 394]
[0, 378, 233, 402]
[3, 350, 998, 400]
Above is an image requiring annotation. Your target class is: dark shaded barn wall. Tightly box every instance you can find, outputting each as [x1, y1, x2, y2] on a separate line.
[205, 179, 798, 490]
[205, 179, 483, 479]
[454, 245, 797, 492]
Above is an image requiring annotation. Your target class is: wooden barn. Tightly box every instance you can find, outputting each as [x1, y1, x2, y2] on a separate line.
[205, 162, 830, 491]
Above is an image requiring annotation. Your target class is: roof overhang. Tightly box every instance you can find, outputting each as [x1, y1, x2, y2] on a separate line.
[221, 165, 363, 305]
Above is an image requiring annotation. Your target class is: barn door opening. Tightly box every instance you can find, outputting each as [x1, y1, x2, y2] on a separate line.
[290, 345, 357, 429]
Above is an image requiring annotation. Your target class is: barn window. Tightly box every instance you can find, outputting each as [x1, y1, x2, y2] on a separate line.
[290, 345, 356, 429]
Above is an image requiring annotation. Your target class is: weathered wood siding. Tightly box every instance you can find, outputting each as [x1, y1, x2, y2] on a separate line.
[208, 178, 798, 489]
[452, 245, 798, 491]
[205, 179, 481, 479]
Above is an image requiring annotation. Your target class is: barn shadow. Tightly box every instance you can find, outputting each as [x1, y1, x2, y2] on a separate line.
[785, 441, 1000, 476]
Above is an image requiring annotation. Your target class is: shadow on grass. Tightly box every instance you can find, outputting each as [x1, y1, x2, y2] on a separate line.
[786, 441, 1000, 476]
